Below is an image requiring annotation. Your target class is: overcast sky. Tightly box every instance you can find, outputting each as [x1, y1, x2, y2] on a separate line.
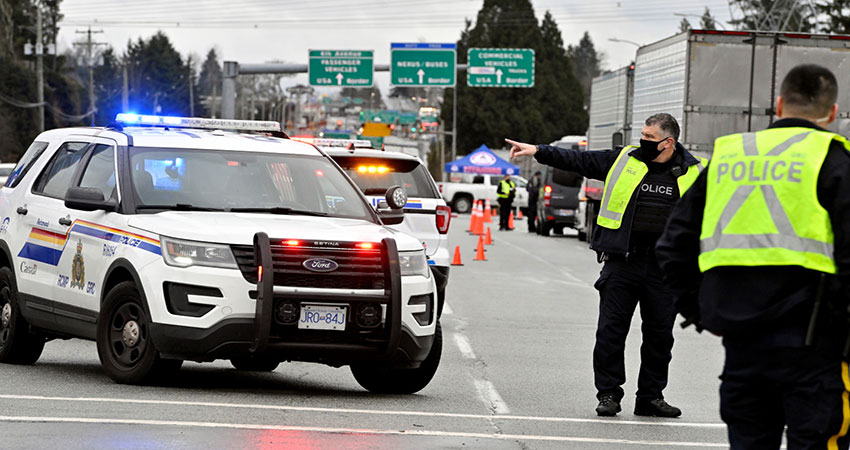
[55, 0, 734, 97]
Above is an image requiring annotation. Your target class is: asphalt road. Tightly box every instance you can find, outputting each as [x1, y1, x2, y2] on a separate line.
[0, 214, 729, 449]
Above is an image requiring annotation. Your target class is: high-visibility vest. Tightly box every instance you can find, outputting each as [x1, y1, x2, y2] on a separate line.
[699, 127, 850, 274]
[497, 179, 515, 199]
[596, 146, 706, 230]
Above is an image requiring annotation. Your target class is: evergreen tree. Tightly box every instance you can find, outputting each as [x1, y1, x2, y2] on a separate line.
[93, 48, 123, 125]
[700, 7, 717, 30]
[441, 1, 586, 154]
[341, 86, 384, 110]
[816, 0, 850, 34]
[125, 32, 191, 116]
[680, 18, 692, 32]
[567, 31, 603, 110]
[197, 48, 221, 116]
[729, 0, 814, 32]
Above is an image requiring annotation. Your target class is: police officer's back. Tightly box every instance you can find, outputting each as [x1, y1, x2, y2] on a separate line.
[657, 64, 850, 449]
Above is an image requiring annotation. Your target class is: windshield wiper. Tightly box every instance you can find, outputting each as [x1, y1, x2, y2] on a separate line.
[229, 207, 328, 217]
[136, 204, 225, 212]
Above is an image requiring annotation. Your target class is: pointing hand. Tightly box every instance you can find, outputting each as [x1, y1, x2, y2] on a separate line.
[505, 139, 537, 160]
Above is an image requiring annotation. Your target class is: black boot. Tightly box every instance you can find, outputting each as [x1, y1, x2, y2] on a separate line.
[595, 394, 621, 416]
[634, 398, 682, 418]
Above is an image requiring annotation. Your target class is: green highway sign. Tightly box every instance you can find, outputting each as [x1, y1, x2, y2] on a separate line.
[309, 50, 373, 87]
[390, 43, 456, 87]
[467, 48, 535, 88]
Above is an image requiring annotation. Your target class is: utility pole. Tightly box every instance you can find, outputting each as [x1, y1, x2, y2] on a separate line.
[188, 56, 194, 116]
[74, 26, 105, 123]
[35, 4, 43, 132]
[122, 62, 129, 112]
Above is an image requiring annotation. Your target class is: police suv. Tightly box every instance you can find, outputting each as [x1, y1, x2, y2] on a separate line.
[315, 140, 451, 317]
[0, 115, 441, 393]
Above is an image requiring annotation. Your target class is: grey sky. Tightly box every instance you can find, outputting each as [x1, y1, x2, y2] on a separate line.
[55, 0, 733, 97]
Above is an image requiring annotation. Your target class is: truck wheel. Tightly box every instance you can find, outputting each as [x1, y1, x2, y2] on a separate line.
[97, 281, 182, 384]
[350, 321, 442, 394]
[452, 196, 473, 214]
[0, 267, 45, 365]
[231, 357, 280, 372]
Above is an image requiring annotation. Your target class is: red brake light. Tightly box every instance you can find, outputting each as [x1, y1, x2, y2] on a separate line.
[544, 185, 552, 207]
[544, 185, 552, 194]
[356, 242, 375, 250]
[282, 239, 300, 246]
[227, 161, 239, 166]
[436, 205, 451, 234]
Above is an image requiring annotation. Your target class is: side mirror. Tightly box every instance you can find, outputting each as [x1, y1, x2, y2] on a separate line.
[65, 187, 117, 212]
[611, 131, 624, 148]
[377, 185, 406, 225]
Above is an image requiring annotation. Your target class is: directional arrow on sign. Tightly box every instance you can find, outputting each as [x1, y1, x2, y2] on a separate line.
[336, 73, 344, 85]
[417, 69, 425, 84]
[496, 69, 503, 84]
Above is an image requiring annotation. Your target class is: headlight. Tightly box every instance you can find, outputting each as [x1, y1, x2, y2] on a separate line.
[399, 250, 430, 278]
[161, 236, 238, 269]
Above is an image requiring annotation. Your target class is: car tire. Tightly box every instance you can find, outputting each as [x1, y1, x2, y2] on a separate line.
[553, 226, 565, 235]
[540, 222, 552, 237]
[230, 357, 280, 372]
[452, 196, 473, 214]
[97, 281, 182, 384]
[0, 266, 45, 365]
[350, 321, 442, 394]
[577, 230, 587, 241]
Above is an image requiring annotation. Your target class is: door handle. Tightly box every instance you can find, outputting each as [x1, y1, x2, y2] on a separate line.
[58, 217, 72, 226]
[15, 206, 27, 215]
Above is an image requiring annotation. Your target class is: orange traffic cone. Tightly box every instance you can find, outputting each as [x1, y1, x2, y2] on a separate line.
[484, 199, 493, 223]
[508, 211, 515, 230]
[484, 227, 493, 245]
[451, 246, 464, 266]
[467, 201, 479, 233]
[473, 202, 485, 235]
[492, 207, 498, 217]
[474, 235, 487, 261]
[516, 208, 524, 220]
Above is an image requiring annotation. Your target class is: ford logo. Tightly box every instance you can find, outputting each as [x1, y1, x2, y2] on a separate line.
[302, 258, 339, 273]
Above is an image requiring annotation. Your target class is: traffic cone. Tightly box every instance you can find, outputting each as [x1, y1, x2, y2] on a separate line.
[508, 211, 515, 230]
[484, 199, 493, 223]
[484, 227, 493, 245]
[516, 208, 524, 220]
[451, 246, 464, 266]
[473, 202, 485, 235]
[467, 201, 479, 233]
[473, 235, 487, 261]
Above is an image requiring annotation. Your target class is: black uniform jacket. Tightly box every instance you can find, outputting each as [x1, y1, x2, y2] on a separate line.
[535, 142, 703, 255]
[656, 118, 850, 348]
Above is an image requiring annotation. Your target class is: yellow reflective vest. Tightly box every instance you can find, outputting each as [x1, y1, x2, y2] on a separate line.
[699, 127, 850, 274]
[596, 146, 707, 230]
[497, 179, 515, 199]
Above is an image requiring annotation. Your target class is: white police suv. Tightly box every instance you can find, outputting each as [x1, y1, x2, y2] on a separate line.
[316, 140, 451, 317]
[0, 114, 440, 393]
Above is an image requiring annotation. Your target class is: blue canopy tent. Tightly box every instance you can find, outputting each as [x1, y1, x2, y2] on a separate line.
[445, 145, 520, 175]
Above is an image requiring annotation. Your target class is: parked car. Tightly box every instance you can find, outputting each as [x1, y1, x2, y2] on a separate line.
[437, 174, 528, 214]
[534, 136, 586, 236]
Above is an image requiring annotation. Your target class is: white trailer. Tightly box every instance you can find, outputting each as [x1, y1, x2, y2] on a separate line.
[629, 29, 850, 159]
[587, 64, 635, 151]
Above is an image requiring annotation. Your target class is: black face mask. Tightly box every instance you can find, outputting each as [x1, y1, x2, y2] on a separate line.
[636, 138, 665, 161]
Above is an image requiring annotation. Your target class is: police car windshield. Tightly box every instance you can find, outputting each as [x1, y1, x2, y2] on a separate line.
[129, 148, 372, 220]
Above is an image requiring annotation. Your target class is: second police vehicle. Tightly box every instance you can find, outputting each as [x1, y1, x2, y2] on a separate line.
[0, 115, 441, 394]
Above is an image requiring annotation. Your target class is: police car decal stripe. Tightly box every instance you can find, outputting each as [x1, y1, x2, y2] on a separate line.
[17, 221, 161, 265]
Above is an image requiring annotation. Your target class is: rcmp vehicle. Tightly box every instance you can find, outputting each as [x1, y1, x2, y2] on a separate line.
[315, 140, 451, 317]
[0, 114, 441, 393]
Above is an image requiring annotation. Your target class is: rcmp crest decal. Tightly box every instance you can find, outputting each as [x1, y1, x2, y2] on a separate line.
[70, 239, 85, 289]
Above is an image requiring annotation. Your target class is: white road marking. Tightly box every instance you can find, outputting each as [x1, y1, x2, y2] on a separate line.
[473, 379, 511, 414]
[498, 238, 593, 289]
[0, 415, 728, 447]
[0, 394, 725, 428]
[452, 333, 477, 359]
[442, 302, 453, 315]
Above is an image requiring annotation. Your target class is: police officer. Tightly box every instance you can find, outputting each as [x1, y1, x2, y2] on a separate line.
[527, 171, 542, 232]
[497, 174, 516, 231]
[507, 113, 706, 417]
[657, 64, 850, 448]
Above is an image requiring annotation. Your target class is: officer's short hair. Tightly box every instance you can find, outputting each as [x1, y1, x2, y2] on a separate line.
[645, 113, 680, 141]
[780, 64, 838, 118]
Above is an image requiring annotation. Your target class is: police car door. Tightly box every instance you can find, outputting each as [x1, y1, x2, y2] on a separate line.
[17, 141, 90, 303]
[56, 139, 121, 316]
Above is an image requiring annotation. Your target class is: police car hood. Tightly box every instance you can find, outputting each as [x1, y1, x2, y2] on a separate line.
[127, 212, 424, 251]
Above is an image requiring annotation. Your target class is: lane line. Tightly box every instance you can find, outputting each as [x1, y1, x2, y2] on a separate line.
[0, 394, 725, 428]
[497, 237, 593, 289]
[473, 379, 511, 414]
[0, 415, 728, 447]
[442, 302, 454, 315]
[452, 333, 477, 359]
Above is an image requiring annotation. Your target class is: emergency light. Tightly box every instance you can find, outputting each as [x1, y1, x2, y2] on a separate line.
[292, 136, 373, 149]
[114, 113, 281, 132]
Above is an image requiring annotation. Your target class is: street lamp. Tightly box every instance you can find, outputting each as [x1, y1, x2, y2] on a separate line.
[673, 13, 727, 30]
[608, 37, 641, 48]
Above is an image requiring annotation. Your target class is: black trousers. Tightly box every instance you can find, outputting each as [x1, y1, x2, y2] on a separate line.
[497, 198, 512, 229]
[720, 341, 850, 450]
[527, 198, 538, 232]
[593, 253, 676, 401]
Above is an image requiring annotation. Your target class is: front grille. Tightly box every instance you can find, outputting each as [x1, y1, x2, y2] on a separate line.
[231, 243, 385, 290]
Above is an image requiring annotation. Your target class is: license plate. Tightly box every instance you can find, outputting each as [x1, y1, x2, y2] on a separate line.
[556, 209, 574, 216]
[298, 304, 347, 331]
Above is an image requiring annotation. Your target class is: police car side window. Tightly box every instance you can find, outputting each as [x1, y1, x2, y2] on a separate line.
[5, 141, 49, 188]
[32, 142, 89, 199]
[78, 144, 117, 200]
